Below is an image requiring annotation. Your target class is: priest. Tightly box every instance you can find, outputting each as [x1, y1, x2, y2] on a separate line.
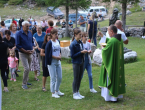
[98, 25, 126, 102]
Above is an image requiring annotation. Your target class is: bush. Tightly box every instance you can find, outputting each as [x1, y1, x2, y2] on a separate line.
[35, 0, 46, 6]
[8, 0, 23, 5]
[130, 3, 142, 13]
[0, 0, 9, 7]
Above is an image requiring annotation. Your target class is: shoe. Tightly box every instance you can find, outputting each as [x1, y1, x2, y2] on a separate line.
[56, 91, 64, 96]
[27, 82, 32, 85]
[14, 79, 16, 82]
[73, 93, 82, 99]
[15, 72, 19, 77]
[90, 88, 97, 93]
[22, 85, 28, 89]
[78, 92, 85, 98]
[10, 78, 13, 81]
[17, 70, 21, 72]
[52, 93, 60, 98]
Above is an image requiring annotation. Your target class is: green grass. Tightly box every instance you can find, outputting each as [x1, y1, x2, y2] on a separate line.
[98, 11, 145, 28]
[2, 37, 145, 110]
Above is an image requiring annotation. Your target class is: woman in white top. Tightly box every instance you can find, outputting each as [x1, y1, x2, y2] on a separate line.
[45, 28, 64, 98]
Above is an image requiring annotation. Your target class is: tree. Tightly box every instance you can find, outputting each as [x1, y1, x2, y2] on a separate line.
[70, 0, 91, 27]
[45, 0, 91, 36]
[102, 0, 139, 31]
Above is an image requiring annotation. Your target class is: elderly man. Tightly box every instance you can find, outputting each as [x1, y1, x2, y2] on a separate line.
[79, 16, 86, 32]
[68, 20, 73, 28]
[16, 21, 34, 89]
[41, 19, 48, 32]
[98, 25, 126, 102]
[103, 20, 129, 45]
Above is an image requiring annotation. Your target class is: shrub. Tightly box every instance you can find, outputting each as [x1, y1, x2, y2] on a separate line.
[35, 0, 46, 6]
[0, 0, 9, 7]
[130, 3, 142, 13]
[8, 0, 23, 5]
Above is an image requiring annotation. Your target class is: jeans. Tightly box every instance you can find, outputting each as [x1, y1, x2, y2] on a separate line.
[89, 31, 97, 46]
[19, 52, 32, 85]
[82, 57, 93, 89]
[48, 59, 62, 93]
[9, 67, 16, 79]
[72, 62, 84, 93]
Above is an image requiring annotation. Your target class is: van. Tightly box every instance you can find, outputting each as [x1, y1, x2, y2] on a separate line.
[78, 6, 107, 17]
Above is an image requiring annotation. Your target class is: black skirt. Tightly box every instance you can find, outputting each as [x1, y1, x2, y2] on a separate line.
[42, 56, 49, 77]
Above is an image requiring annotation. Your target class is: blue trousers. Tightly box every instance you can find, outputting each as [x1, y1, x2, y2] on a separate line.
[82, 58, 93, 89]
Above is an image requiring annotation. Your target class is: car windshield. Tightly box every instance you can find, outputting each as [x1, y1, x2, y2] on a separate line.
[54, 8, 61, 13]
[100, 8, 105, 11]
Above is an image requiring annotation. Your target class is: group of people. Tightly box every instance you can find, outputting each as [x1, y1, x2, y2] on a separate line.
[0, 10, 131, 102]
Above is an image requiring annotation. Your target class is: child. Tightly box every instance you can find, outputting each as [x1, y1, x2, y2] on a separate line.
[81, 32, 97, 93]
[8, 49, 18, 82]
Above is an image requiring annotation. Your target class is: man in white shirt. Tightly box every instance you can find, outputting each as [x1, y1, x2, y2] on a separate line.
[105, 20, 129, 45]
[32, 19, 38, 27]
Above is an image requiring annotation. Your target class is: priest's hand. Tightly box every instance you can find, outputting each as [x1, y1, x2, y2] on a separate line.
[81, 50, 88, 54]
[88, 50, 92, 53]
[98, 31, 103, 37]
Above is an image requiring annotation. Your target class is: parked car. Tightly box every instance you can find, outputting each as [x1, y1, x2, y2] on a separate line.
[4, 19, 19, 29]
[46, 6, 64, 19]
[69, 13, 87, 23]
[78, 6, 107, 17]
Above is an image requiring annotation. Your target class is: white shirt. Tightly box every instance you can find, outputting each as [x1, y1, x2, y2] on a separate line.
[32, 21, 38, 26]
[106, 29, 127, 41]
[52, 40, 60, 57]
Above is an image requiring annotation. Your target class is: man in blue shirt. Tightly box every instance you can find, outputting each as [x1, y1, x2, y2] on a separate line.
[16, 21, 34, 89]
[79, 16, 86, 32]
[69, 20, 73, 28]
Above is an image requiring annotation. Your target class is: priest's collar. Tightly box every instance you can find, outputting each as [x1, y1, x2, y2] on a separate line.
[113, 34, 121, 41]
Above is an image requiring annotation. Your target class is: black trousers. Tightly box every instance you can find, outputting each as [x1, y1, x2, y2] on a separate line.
[72, 62, 84, 93]
[0, 63, 8, 87]
[15, 50, 19, 65]
[143, 28, 145, 36]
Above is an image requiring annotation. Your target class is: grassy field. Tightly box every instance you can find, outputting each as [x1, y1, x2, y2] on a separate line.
[2, 37, 145, 110]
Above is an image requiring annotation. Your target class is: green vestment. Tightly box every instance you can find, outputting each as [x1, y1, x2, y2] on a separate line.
[98, 37, 126, 98]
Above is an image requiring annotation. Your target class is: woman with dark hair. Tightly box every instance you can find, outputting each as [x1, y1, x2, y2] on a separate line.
[0, 34, 9, 92]
[0, 21, 8, 38]
[40, 33, 51, 91]
[46, 20, 54, 34]
[3, 30, 16, 79]
[69, 29, 88, 99]
[45, 28, 64, 98]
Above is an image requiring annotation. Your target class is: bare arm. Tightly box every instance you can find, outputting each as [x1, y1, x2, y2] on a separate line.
[40, 49, 45, 57]
[123, 39, 129, 45]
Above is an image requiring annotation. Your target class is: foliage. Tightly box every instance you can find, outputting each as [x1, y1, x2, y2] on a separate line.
[35, 0, 46, 6]
[8, 0, 23, 5]
[130, 3, 142, 13]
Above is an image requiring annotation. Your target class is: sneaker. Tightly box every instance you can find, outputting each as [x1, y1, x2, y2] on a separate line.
[10, 78, 13, 81]
[14, 79, 16, 82]
[78, 92, 85, 98]
[22, 85, 28, 89]
[56, 91, 64, 96]
[73, 93, 82, 100]
[90, 88, 97, 93]
[52, 93, 60, 98]
[27, 82, 32, 85]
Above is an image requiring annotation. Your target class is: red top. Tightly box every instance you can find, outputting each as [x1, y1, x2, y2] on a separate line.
[46, 27, 53, 34]
[12, 20, 17, 27]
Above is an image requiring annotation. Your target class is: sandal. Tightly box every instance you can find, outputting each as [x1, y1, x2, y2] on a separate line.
[34, 78, 39, 81]
[42, 87, 47, 92]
